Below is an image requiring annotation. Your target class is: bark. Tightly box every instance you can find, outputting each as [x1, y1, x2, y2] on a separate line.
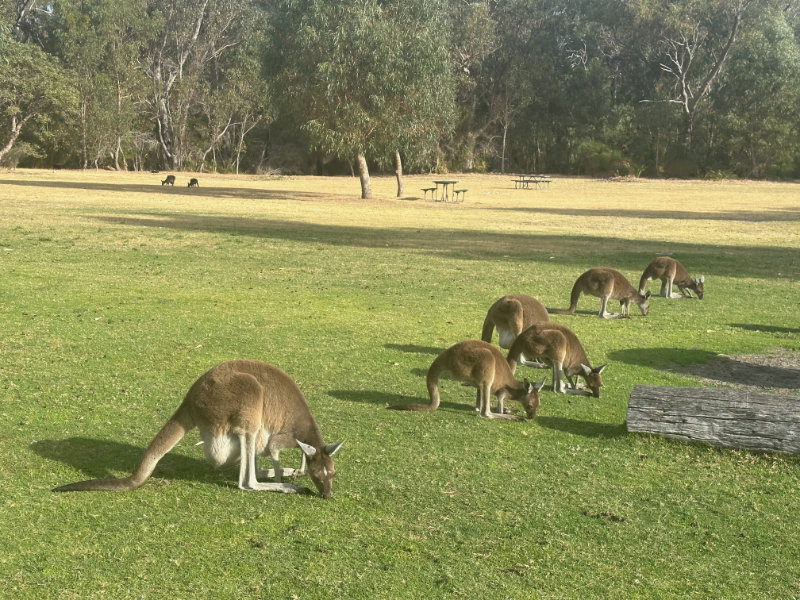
[0, 113, 34, 163]
[357, 153, 372, 199]
[394, 151, 404, 197]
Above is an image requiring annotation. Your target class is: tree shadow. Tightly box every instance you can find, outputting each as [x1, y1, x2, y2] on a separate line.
[490, 205, 800, 223]
[33, 437, 235, 487]
[328, 389, 474, 412]
[535, 416, 627, 439]
[730, 323, 800, 335]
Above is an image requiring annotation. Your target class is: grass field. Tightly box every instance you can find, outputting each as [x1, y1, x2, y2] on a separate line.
[1, 169, 798, 599]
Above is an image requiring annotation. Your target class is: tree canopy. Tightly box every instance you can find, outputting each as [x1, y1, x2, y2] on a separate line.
[2, 0, 800, 179]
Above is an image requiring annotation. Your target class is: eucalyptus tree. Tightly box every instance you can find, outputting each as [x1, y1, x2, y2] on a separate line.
[266, 0, 455, 198]
[0, 25, 77, 165]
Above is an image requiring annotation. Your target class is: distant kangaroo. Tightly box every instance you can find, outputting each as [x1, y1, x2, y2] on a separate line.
[161, 175, 175, 186]
[507, 322, 606, 397]
[481, 294, 549, 349]
[53, 360, 343, 498]
[549, 267, 651, 318]
[388, 340, 545, 419]
[639, 256, 704, 299]
[188, 178, 199, 187]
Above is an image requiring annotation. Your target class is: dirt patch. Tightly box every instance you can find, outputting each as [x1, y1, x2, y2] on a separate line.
[668, 349, 800, 395]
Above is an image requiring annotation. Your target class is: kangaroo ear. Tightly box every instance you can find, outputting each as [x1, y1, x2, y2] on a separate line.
[523, 378, 534, 392]
[595, 364, 607, 374]
[644, 291, 652, 299]
[535, 377, 547, 391]
[580, 363, 592, 376]
[296, 439, 317, 457]
[699, 275, 705, 283]
[325, 441, 344, 456]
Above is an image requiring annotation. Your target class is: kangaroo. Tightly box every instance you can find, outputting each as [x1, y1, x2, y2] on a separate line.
[639, 256, 704, 299]
[549, 267, 651, 318]
[507, 322, 606, 397]
[388, 340, 545, 419]
[481, 294, 549, 349]
[161, 175, 175, 186]
[188, 178, 199, 187]
[53, 360, 343, 498]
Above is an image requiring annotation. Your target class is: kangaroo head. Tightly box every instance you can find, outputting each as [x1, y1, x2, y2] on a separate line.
[296, 439, 344, 499]
[579, 363, 606, 397]
[637, 291, 651, 315]
[519, 378, 547, 418]
[692, 276, 705, 299]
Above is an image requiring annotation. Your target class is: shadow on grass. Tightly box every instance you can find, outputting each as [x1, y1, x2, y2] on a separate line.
[328, 389, 474, 413]
[384, 343, 443, 356]
[33, 437, 234, 486]
[87, 213, 799, 279]
[730, 323, 800, 335]
[536, 416, 626, 439]
[490, 205, 800, 223]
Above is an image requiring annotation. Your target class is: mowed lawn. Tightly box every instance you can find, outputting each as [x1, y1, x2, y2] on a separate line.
[1, 169, 798, 599]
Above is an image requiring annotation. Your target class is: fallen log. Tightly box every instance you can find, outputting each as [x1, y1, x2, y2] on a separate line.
[627, 385, 800, 454]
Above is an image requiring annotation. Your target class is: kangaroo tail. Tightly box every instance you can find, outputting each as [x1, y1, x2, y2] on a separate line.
[548, 280, 580, 315]
[53, 403, 194, 492]
[387, 355, 445, 411]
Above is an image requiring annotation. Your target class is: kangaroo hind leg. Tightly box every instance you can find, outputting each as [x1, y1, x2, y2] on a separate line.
[238, 432, 302, 493]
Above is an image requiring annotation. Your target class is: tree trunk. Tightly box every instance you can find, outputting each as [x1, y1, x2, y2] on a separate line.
[394, 150, 404, 197]
[0, 113, 33, 163]
[357, 153, 372, 199]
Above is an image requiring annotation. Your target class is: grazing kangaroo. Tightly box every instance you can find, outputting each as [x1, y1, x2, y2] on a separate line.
[549, 267, 651, 318]
[481, 294, 550, 349]
[388, 340, 545, 419]
[53, 360, 343, 498]
[507, 322, 606, 397]
[161, 175, 175, 186]
[639, 256, 704, 299]
[188, 178, 199, 187]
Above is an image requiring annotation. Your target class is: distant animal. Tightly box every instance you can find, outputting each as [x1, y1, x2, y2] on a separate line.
[481, 294, 550, 349]
[507, 322, 606, 397]
[388, 340, 545, 419]
[549, 267, 651, 319]
[188, 178, 199, 187]
[639, 256, 704, 299]
[53, 360, 344, 498]
[161, 175, 175, 186]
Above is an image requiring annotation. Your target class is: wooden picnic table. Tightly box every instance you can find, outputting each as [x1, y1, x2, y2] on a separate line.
[433, 179, 458, 202]
[513, 174, 551, 189]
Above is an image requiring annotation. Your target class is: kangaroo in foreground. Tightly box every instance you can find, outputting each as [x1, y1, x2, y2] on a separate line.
[549, 267, 651, 318]
[161, 175, 175, 186]
[481, 294, 549, 349]
[53, 360, 343, 498]
[388, 340, 545, 419]
[507, 322, 606, 397]
[639, 256, 704, 299]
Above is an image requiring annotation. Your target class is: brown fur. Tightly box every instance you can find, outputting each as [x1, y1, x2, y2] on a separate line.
[388, 340, 544, 419]
[549, 267, 650, 318]
[507, 322, 606, 397]
[639, 256, 704, 299]
[481, 294, 550, 349]
[53, 360, 343, 498]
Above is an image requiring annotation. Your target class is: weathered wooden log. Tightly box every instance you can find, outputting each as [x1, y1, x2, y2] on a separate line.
[627, 385, 800, 454]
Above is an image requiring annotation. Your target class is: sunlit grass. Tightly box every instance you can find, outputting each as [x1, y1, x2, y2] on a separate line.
[1, 169, 798, 599]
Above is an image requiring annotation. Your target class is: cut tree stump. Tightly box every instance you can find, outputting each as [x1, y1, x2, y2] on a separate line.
[627, 385, 800, 454]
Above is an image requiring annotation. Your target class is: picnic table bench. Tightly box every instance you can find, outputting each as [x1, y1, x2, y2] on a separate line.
[513, 174, 551, 189]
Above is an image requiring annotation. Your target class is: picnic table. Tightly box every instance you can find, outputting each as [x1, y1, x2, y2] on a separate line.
[513, 174, 551, 189]
[433, 179, 458, 202]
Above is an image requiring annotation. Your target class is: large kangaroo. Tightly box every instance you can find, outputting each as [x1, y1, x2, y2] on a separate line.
[549, 267, 651, 318]
[481, 294, 549, 349]
[53, 360, 343, 498]
[507, 322, 606, 397]
[388, 340, 545, 419]
[639, 256, 704, 299]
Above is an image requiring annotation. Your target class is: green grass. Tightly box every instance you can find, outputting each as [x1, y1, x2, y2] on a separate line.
[1, 170, 798, 599]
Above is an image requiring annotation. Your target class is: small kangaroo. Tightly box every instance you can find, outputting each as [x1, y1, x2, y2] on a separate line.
[53, 360, 343, 498]
[388, 340, 545, 419]
[481, 294, 550, 349]
[188, 178, 199, 187]
[549, 267, 651, 318]
[507, 322, 606, 397]
[639, 256, 704, 299]
[161, 175, 175, 186]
